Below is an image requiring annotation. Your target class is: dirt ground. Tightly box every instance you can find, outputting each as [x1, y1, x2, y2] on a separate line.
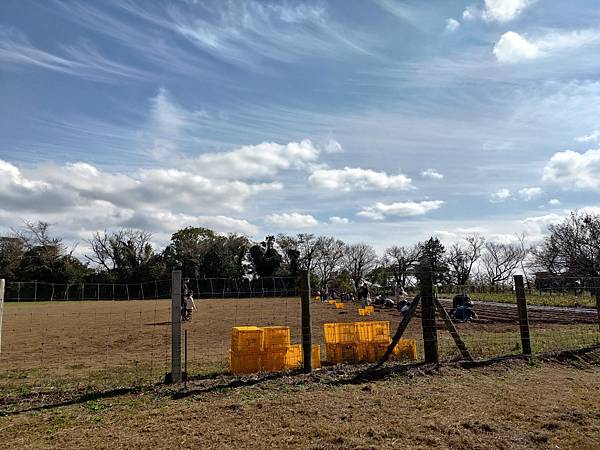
[2, 297, 599, 395]
[1, 352, 600, 449]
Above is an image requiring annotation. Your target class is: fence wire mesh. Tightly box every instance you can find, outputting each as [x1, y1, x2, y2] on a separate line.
[1, 274, 599, 401]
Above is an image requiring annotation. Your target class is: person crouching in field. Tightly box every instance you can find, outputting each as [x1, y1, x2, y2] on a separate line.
[183, 291, 197, 321]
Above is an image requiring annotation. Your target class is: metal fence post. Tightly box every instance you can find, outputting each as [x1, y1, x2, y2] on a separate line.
[594, 277, 600, 332]
[514, 275, 532, 355]
[298, 270, 312, 373]
[170, 270, 182, 383]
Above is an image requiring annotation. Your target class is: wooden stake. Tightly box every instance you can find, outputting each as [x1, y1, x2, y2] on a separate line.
[373, 295, 420, 369]
[514, 275, 532, 355]
[298, 270, 312, 373]
[420, 270, 439, 364]
[434, 297, 473, 361]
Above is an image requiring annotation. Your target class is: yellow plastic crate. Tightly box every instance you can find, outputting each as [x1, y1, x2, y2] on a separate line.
[393, 339, 418, 361]
[358, 308, 367, 316]
[231, 326, 264, 352]
[282, 344, 322, 370]
[261, 326, 291, 351]
[285, 344, 302, 369]
[335, 302, 345, 309]
[356, 321, 391, 343]
[261, 349, 287, 372]
[326, 343, 363, 364]
[323, 322, 357, 344]
[365, 306, 375, 313]
[327, 299, 336, 305]
[228, 350, 262, 374]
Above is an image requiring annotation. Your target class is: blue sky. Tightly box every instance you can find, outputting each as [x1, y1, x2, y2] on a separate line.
[1, 0, 600, 253]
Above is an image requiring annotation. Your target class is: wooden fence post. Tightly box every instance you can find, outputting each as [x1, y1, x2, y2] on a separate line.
[170, 270, 182, 383]
[595, 278, 600, 332]
[514, 275, 532, 355]
[298, 270, 312, 373]
[420, 269, 439, 364]
[0, 279, 5, 354]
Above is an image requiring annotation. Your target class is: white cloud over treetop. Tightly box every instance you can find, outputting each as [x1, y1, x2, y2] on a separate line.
[357, 200, 444, 220]
[308, 167, 413, 191]
[264, 212, 318, 229]
[542, 149, 600, 190]
[0, 159, 267, 242]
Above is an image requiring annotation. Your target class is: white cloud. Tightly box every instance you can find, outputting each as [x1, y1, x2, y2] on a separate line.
[265, 212, 318, 229]
[482, 0, 534, 23]
[421, 168, 444, 180]
[445, 18, 460, 33]
[357, 200, 444, 220]
[518, 186, 543, 201]
[0, 159, 272, 240]
[542, 149, 600, 190]
[329, 216, 350, 224]
[493, 29, 600, 64]
[493, 31, 541, 63]
[308, 167, 413, 191]
[324, 139, 344, 153]
[575, 131, 600, 143]
[521, 213, 565, 236]
[462, 6, 479, 21]
[490, 188, 511, 203]
[548, 199, 561, 206]
[189, 139, 322, 179]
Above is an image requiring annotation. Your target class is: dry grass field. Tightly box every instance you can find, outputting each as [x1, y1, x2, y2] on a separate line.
[1, 296, 599, 398]
[2, 298, 600, 448]
[2, 353, 600, 449]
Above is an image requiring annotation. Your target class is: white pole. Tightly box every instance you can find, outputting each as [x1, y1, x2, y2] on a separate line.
[0, 279, 5, 354]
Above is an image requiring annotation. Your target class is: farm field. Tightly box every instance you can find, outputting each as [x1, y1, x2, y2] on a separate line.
[1, 297, 599, 399]
[1, 353, 600, 449]
[462, 291, 599, 308]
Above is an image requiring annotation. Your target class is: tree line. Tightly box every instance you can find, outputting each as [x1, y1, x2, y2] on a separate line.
[0, 211, 598, 291]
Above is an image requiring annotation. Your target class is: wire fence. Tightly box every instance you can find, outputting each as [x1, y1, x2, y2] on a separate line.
[1, 274, 599, 404]
[2, 277, 298, 301]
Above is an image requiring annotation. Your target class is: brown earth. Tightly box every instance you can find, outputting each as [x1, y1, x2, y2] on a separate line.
[1, 298, 598, 395]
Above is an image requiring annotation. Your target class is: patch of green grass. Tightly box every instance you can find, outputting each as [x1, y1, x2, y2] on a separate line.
[463, 292, 597, 308]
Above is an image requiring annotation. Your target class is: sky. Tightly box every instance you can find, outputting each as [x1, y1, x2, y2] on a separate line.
[1, 0, 600, 254]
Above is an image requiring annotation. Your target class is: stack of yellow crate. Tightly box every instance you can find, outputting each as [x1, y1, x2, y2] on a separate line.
[323, 321, 417, 365]
[358, 305, 375, 316]
[228, 326, 321, 374]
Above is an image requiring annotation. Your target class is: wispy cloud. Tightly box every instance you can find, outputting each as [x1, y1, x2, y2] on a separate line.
[0, 27, 148, 82]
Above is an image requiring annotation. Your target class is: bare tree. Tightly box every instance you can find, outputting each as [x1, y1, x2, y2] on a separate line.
[533, 211, 600, 278]
[12, 220, 65, 253]
[276, 233, 319, 273]
[86, 229, 153, 274]
[314, 236, 345, 290]
[343, 243, 378, 291]
[383, 245, 420, 288]
[448, 235, 485, 285]
[515, 232, 533, 288]
[480, 242, 524, 286]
